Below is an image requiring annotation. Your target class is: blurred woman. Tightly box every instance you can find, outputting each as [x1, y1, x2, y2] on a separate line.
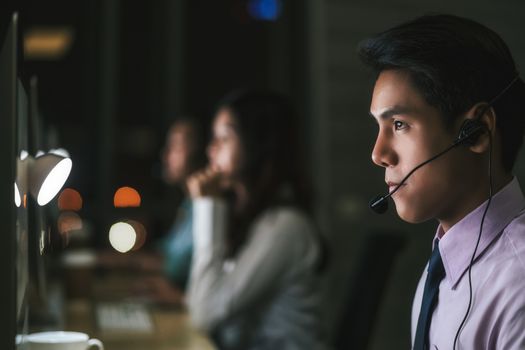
[159, 117, 206, 290]
[187, 90, 326, 349]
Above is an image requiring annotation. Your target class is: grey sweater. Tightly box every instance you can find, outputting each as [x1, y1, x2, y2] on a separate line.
[188, 198, 326, 350]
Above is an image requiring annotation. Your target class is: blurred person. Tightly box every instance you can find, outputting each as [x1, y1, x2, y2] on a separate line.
[360, 15, 525, 349]
[158, 117, 207, 291]
[96, 118, 206, 304]
[187, 90, 327, 350]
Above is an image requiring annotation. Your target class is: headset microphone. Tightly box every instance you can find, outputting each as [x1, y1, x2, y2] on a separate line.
[369, 118, 485, 214]
[369, 74, 519, 214]
[369, 194, 389, 214]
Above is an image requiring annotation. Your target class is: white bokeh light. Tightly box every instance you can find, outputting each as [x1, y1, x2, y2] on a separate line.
[109, 222, 137, 253]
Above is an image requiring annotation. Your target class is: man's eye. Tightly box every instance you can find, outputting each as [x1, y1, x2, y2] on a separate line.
[393, 120, 407, 131]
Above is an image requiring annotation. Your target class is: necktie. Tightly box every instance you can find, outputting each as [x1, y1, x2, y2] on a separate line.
[413, 243, 446, 350]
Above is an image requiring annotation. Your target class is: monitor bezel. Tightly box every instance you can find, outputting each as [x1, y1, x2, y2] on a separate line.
[0, 11, 19, 350]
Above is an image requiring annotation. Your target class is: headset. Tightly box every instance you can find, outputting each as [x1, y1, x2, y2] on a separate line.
[369, 75, 519, 215]
[453, 74, 518, 349]
[369, 113, 487, 214]
[368, 74, 520, 350]
[452, 114, 491, 350]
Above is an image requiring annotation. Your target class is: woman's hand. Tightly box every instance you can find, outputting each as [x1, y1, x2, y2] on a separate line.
[186, 167, 223, 198]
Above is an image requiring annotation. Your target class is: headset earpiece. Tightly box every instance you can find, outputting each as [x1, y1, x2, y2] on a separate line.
[456, 118, 486, 145]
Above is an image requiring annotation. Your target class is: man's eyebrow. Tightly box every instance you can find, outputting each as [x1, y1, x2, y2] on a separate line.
[369, 106, 412, 120]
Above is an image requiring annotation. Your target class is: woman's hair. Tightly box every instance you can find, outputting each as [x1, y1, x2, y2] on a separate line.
[215, 89, 314, 257]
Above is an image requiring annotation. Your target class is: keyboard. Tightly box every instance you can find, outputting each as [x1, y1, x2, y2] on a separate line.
[96, 302, 154, 334]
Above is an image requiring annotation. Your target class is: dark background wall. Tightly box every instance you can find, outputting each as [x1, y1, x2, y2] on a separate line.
[2, 0, 308, 241]
[2, 0, 525, 349]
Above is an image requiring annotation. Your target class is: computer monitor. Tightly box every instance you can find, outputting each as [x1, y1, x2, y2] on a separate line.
[27, 76, 51, 317]
[0, 12, 33, 350]
[0, 12, 20, 350]
[15, 77, 30, 342]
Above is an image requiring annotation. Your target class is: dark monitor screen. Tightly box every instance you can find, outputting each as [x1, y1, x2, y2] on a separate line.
[0, 12, 19, 350]
[0, 12, 31, 350]
[16, 77, 30, 344]
[27, 76, 48, 310]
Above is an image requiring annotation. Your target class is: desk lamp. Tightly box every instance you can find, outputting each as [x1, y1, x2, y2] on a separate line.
[16, 150, 73, 206]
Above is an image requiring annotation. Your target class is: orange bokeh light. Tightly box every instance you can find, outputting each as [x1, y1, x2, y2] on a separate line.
[58, 188, 83, 211]
[114, 186, 141, 208]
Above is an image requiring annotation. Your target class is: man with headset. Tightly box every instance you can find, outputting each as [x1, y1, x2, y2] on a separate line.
[359, 15, 525, 349]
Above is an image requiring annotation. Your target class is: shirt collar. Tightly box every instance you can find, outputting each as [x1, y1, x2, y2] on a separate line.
[435, 177, 525, 289]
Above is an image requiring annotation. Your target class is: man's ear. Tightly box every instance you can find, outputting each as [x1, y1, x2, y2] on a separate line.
[461, 103, 497, 154]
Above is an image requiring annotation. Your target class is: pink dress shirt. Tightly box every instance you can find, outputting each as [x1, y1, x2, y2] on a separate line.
[411, 177, 525, 349]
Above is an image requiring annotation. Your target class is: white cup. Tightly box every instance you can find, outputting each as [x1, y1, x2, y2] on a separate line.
[26, 331, 104, 350]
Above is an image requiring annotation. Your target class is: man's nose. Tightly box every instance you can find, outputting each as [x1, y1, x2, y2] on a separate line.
[371, 132, 397, 168]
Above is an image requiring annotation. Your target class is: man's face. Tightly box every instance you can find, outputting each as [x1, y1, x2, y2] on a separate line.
[370, 69, 472, 224]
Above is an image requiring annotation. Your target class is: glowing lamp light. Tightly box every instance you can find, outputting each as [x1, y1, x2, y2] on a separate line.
[14, 182, 21, 207]
[16, 151, 73, 207]
[15, 150, 28, 207]
[109, 222, 137, 253]
[32, 155, 73, 206]
[58, 188, 83, 211]
[247, 0, 282, 21]
[114, 186, 141, 208]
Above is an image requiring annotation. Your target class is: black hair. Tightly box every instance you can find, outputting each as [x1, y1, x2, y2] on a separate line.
[358, 14, 525, 172]
[216, 89, 312, 213]
[215, 89, 323, 262]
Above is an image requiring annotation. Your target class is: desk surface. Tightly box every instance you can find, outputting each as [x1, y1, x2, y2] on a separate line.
[62, 253, 215, 350]
[66, 299, 215, 350]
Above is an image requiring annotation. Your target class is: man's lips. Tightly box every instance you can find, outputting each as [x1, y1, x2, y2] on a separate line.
[387, 181, 406, 193]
